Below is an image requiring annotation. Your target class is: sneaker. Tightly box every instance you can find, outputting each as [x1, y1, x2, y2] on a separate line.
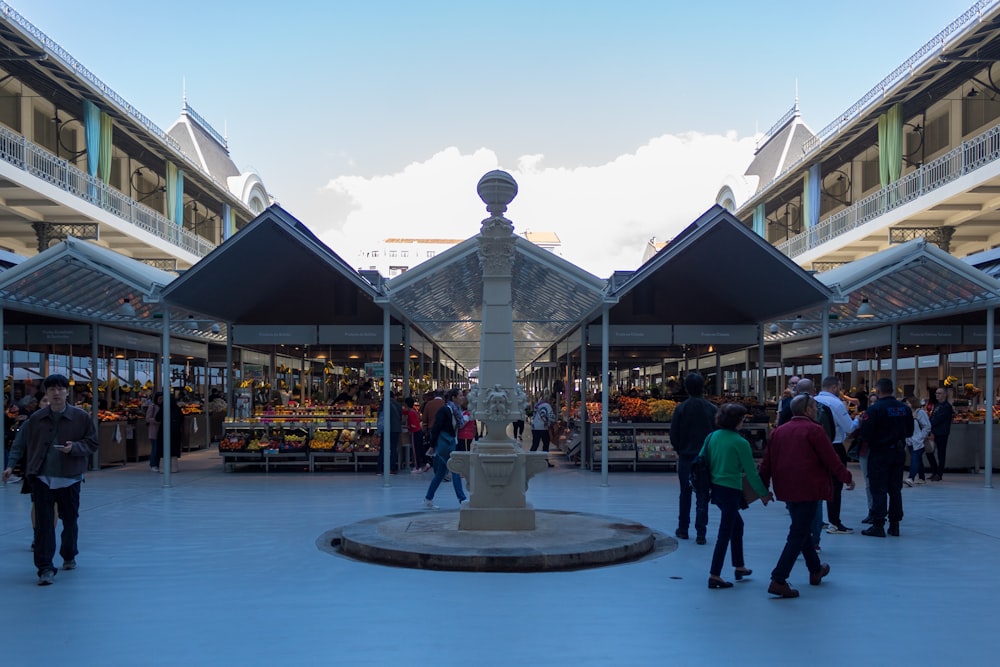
[814, 545, 822, 552]
[150, 467, 159, 473]
[903, 477, 914, 487]
[443, 474, 451, 482]
[410, 467, 424, 475]
[915, 478, 927, 485]
[422, 499, 439, 510]
[37, 570, 55, 586]
[826, 524, 854, 534]
[63, 559, 76, 570]
[888, 522, 900, 537]
[675, 528, 689, 540]
[7, 474, 22, 484]
[861, 515, 873, 524]
[695, 535, 707, 545]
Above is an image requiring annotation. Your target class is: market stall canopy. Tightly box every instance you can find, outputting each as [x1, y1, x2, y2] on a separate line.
[766, 237, 1000, 342]
[386, 233, 608, 372]
[160, 205, 386, 326]
[0, 236, 224, 340]
[608, 206, 833, 327]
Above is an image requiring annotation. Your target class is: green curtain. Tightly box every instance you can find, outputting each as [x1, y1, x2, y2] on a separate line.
[98, 112, 113, 183]
[878, 103, 904, 187]
[166, 161, 179, 223]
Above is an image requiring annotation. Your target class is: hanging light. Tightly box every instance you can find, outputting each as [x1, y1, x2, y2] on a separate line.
[791, 315, 805, 330]
[119, 297, 135, 317]
[857, 298, 876, 318]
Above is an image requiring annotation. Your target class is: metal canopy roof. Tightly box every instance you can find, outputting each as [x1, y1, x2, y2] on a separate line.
[386, 232, 608, 372]
[767, 238, 1000, 343]
[609, 206, 834, 325]
[160, 205, 386, 326]
[0, 236, 224, 341]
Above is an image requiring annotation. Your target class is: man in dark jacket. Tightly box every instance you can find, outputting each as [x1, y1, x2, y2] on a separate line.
[858, 378, 914, 537]
[2, 374, 98, 586]
[759, 393, 854, 598]
[669, 372, 716, 544]
[928, 386, 954, 481]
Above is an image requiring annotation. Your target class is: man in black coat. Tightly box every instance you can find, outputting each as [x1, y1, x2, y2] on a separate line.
[928, 386, 954, 481]
[858, 378, 914, 538]
[669, 372, 716, 544]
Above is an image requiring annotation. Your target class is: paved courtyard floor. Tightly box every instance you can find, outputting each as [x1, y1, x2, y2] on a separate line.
[1, 448, 997, 665]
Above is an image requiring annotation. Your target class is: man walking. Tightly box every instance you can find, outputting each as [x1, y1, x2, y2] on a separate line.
[759, 394, 854, 598]
[815, 376, 859, 534]
[669, 372, 716, 544]
[2, 374, 98, 585]
[858, 378, 913, 537]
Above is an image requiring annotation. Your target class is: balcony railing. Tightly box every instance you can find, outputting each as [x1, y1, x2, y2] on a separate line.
[776, 121, 1000, 259]
[0, 125, 216, 258]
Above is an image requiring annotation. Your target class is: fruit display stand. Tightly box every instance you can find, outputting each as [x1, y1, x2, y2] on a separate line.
[587, 423, 678, 470]
[220, 421, 381, 472]
[634, 426, 677, 467]
[588, 424, 639, 471]
[219, 423, 268, 471]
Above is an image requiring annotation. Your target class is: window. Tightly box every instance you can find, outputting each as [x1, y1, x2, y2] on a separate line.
[962, 95, 1000, 136]
[389, 265, 407, 276]
[400, 250, 408, 258]
[388, 250, 397, 258]
[371, 251, 379, 258]
[861, 156, 880, 192]
[0, 88, 19, 131]
[33, 108, 56, 153]
[426, 250, 435, 258]
[923, 112, 949, 155]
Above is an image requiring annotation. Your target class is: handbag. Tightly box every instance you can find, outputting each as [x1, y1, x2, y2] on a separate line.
[690, 433, 714, 499]
[924, 434, 936, 455]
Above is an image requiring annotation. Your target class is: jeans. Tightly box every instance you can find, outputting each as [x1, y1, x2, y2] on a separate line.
[411, 430, 426, 468]
[676, 455, 709, 536]
[931, 433, 949, 478]
[149, 438, 161, 468]
[826, 442, 848, 526]
[31, 479, 81, 575]
[859, 450, 872, 514]
[810, 504, 823, 548]
[709, 484, 745, 577]
[530, 429, 550, 453]
[867, 446, 905, 526]
[425, 453, 466, 502]
[772, 500, 822, 583]
[377, 431, 400, 472]
[907, 446, 925, 480]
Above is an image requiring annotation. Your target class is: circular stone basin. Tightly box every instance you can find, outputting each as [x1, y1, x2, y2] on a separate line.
[323, 509, 668, 572]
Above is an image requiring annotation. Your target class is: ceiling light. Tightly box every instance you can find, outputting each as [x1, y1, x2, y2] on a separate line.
[769, 323, 779, 334]
[857, 298, 875, 318]
[119, 298, 135, 317]
[792, 315, 805, 330]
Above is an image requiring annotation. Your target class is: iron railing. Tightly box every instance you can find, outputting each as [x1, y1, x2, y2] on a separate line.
[777, 121, 1000, 258]
[0, 125, 215, 258]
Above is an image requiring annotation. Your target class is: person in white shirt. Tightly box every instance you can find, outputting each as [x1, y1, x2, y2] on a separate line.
[815, 376, 860, 534]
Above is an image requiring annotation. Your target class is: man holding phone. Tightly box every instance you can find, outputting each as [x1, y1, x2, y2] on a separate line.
[2, 374, 98, 585]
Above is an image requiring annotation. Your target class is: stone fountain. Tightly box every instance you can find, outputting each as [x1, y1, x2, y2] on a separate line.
[447, 170, 550, 530]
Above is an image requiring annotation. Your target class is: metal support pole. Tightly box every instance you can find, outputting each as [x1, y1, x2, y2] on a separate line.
[160, 310, 172, 487]
[600, 305, 610, 487]
[986, 307, 994, 488]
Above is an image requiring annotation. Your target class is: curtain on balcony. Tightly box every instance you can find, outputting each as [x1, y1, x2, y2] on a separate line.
[752, 203, 765, 237]
[166, 161, 185, 225]
[878, 103, 904, 187]
[222, 203, 235, 240]
[82, 100, 100, 178]
[804, 163, 821, 229]
[98, 112, 113, 183]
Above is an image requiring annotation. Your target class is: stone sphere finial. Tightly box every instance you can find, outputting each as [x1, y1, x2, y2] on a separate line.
[477, 170, 518, 216]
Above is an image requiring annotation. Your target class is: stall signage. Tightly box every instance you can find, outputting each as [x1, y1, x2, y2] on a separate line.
[98, 327, 159, 353]
[781, 338, 821, 358]
[232, 325, 317, 345]
[169, 338, 208, 359]
[898, 325, 962, 345]
[26, 324, 90, 345]
[2, 325, 25, 345]
[532, 361, 558, 368]
[317, 325, 402, 345]
[830, 327, 892, 354]
[241, 350, 270, 366]
[962, 326, 1000, 345]
[673, 325, 759, 345]
[365, 362, 385, 378]
[245, 364, 264, 381]
[586, 325, 672, 345]
[720, 350, 748, 367]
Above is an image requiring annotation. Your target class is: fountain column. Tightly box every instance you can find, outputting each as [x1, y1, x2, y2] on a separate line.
[447, 171, 548, 530]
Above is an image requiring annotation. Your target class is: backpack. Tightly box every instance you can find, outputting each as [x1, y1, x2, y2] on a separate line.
[815, 401, 836, 442]
[689, 433, 715, 500]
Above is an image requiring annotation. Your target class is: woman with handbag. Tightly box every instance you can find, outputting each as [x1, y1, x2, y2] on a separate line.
[701, 403, 771, 589]
[422, 389, 468, 509]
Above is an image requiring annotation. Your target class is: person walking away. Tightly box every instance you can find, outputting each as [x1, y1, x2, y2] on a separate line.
[669, 372, 717, 544]
[530, 394, 558, 467]
[423, 389, 468, 508]
[421, 390, 445, 461]
[759, 394, 854, 598]
[858, 378, 914, 537]
[512, 416, 525, 441]
[146, 392, 162, 472]
[2, 374, 99, 586]
[815, 376, 859, 535]
[702, 403, 771, 589]
[928, 386, 953, 481]
[904, 396, 931, 486]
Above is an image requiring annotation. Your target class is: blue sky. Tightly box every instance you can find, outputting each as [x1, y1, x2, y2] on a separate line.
[17, 0, 975, 274]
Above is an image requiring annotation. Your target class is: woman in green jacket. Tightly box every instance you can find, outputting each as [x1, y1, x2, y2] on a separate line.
[701, 403, 771, 589]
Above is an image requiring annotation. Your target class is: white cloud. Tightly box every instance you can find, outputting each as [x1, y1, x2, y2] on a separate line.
[316, 132, 756, 277]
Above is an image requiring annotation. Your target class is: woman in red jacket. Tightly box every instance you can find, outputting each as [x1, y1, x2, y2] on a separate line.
[759, 394, 855, 598]
[457, 394, 477, 451]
